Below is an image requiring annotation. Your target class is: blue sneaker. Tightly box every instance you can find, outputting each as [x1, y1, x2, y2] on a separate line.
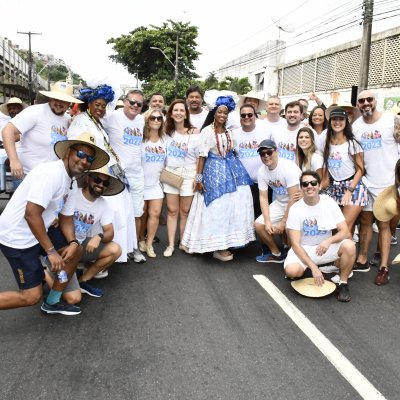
[41, 300, 81, 315]
[256, 252, 286, 263]
[79, 281, 104, 298]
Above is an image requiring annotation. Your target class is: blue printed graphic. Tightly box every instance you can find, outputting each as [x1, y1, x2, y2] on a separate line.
[239, 148, 258, 159]
[277, 148, 295, 161]
[302, 218, 327, 237]
[268, 180, 288, 195]
[168, 139, 188, 159]
[50, 125, 68, 144]
[361, 138, 382, 151]
[123, 127, 143, 146]
[73, 210, 95, 238]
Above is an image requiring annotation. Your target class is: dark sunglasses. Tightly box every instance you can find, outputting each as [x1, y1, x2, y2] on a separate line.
[259, 149, 274, 157]
[126, 99, 143, 107]
[301, 180, 319, 188]
[91, 175, 110, 187]
[72, 147, 95, 164]
[240, 113, 254, 119]
[357, 97, 374, 104]
[149, 116, 163, 122]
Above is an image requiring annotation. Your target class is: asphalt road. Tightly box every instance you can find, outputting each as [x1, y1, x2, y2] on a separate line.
[1, 196, 400, 400]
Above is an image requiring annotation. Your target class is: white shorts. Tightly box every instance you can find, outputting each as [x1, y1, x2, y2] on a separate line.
[144, 183, 164, 201]
[125, 168, 145, 217]
[255, 200, 287, 225]
[163, 166, 196, 197]
[283, 239, 353, 270]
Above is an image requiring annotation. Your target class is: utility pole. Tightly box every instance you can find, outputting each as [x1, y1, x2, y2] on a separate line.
[358, 0, 374, 92]
[17, 31, 42, 104]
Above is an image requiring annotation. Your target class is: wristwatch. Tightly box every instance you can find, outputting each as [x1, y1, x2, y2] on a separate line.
[347, 187, 355, 193]
[68, 239, 79, 246]
[97, 233, 104, 241]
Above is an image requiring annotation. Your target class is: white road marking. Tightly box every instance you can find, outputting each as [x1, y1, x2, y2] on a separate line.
[253, 274, 386, 400]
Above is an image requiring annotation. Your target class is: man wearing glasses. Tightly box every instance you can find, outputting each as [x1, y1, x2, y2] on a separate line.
[352, 90, 399, 285]
[284, 171, 355, 302]
[255, 139, 301, 263]
[104, 89, 146, 263]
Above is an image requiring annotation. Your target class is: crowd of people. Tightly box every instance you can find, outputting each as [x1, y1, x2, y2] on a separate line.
[0, 81, 399, 316]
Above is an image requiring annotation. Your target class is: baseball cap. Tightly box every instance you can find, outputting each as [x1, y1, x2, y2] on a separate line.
[329, 108, 348, 119]
[257, 139, 277, 152]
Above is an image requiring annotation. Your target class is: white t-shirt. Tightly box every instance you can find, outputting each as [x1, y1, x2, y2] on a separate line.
[68, 112, 106, 149]
[0, 160, 75, 248]
[0, 113, 11, 141]
[271, 127, 298, 162]
[234, 124, 273, 182]
[353, 113, 398, 195]
[257, 158, 301, 203]
[287, 195, 345, 246]
[142, 137, 167, 187]
[189, 109, 208, 130]
[315, 129, 327, 153]
[72, 189, 113, 244]
[11, 103, 70, 173]
[165, 131, 200, 168]
[103, 108, 145, 171]
[327, 141, 362, 181]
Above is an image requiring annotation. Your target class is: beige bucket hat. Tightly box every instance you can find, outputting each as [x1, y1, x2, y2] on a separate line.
[88, 165, 125, 196]
[325, 102, 361, 122]
[40, 81, 83, 104]
[54, 132, 109, 170]
[373, 185, 399, 222]
[0, 97, 28, 115]
[291, 277, 336, 298]
[237, 90, 267, 113]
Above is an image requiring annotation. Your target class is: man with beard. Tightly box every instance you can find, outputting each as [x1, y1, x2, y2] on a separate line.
[352, 90, 400, 285]
[186, 85, 208, 130]
[44, 165, 124, 301]
[2, 81, 82, 179]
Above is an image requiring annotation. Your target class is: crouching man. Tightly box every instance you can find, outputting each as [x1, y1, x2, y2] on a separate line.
[284, 171, 356, 302]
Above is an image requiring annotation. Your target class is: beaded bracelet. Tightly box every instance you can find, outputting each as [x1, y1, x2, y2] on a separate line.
[46, 246, 57, 256]
[195, 174, 203, 183]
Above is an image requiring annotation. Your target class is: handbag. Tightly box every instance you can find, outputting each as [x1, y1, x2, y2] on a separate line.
[160, 168, 184, 189]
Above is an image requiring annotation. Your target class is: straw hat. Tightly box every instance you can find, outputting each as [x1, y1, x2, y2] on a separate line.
[325, 102, 361, 121]
[54, 132, 109, 170]
[88, 165, 125, 196]
[0, 97, 27, 115]
[40, 81, 83, 104]
[373, 185, 399, 222]
[291, 277, 336, 298]
[392, 253, 400, 264]
[237, 90, 267, 113]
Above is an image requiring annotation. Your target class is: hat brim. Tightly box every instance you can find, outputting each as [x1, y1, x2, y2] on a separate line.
[0, 102, 28, 116]
[39, 90, 83, 104]
[291, 278, 336, 298]
[93, 168, 125, 196]
[237, 95, 267, 113]
[54, 139, 110, 170]
[373, 185, 399, 222]
[325, 104, 361, 121]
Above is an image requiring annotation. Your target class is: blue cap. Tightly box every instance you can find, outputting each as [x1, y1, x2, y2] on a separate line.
[257, 139, 277, 152]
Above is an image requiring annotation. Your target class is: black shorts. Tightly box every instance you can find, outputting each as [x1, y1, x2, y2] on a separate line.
[0, 243, 44, 290]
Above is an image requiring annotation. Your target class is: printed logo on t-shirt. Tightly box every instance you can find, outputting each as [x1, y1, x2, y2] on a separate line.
[123, 127, 143, 146]
[144, 145, 166, 163]
[50, 125, 68, 144]
[167, 140, 188, 159]
[327, 151, 342, 169]
[238, 140, 259, 159]
[302, 218, 327, 237]
[360, 130, 382, 151]
[277, 142, 295, 161]
[268, 179, 287, 195]
[73, 210, 95, 237]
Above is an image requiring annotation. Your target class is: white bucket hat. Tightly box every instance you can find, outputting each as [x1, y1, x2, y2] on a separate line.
[0, 97, 27, 115]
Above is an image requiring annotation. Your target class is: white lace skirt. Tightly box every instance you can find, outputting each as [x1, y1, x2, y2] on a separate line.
[181, 185, 255, 253]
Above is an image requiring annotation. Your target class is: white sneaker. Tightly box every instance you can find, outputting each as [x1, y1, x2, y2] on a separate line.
[372, 222, 379, 233]
[138, 240, 146, 252]
[128, 249, 146, 263]
[319, 265, 339, 274]
[331, 271, 353, 284]
[163, 246, 174, 257]
[93, 270, 109, 279]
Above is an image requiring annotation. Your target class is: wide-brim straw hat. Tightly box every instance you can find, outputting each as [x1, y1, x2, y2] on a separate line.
[291, 277, 336, 298]
[0, 97, 28, 115]
[88, 165, 125, 196]
[373, 185, 399, 222]
[237, 90, 267, 113]
[40, 81, 83, 104]
[54, 132, 109, 170]
[325, 102, 361, 121]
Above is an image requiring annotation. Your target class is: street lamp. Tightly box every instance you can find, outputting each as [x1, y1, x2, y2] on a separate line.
[150, 42, 179, 98]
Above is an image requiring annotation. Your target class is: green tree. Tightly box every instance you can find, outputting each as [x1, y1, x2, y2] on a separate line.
[219, 76, 252, 94]
[204, 72, 219, 90]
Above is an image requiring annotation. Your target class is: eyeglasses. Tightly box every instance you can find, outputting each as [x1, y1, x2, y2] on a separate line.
[240, 113, 254, 119]
[72, 147, 95, 164]
[149, 116, 163, 122]
[301, 180, 319, 188]
[259, 149, 275, 157]
[91, 175, 110, 187]
[125, 99, 143, 107]
[357, 97, 374, 104]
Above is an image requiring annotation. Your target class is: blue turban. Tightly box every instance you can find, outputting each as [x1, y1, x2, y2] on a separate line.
[79, 84, 115, 104]
[215, 96, 236, 112]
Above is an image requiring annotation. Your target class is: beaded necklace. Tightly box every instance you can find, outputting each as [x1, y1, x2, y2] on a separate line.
[212, 123, 232, 157]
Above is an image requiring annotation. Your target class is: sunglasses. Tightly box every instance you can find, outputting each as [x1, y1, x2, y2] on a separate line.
[126, 99, 143, 107]
[91, 175, 110, 187]
[259, 149, 275, 157]
[72, 148, 95, 164]
[301, 180, 319, 188]
[149, 115, 163, 122]
[240, 113, 254, 119]
[357, 97, 374, 104]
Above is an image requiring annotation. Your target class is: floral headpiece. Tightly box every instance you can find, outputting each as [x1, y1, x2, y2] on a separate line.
[79, 84, 115, 104]
[215, 96, 236, 112]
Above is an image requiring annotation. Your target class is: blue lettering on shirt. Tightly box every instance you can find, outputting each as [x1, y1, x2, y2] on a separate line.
[328, 159, 342, 169]
[145, 153, 166, 163]
[123, 134, 142, 146]
[360, 138, 382, 151]
[302, 219, 327, 236]
[278, 148, 295, 161]
[239, 149, 258, 159]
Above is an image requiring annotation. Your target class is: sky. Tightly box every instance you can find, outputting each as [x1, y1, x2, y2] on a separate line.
[1, 0, 399, 87]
